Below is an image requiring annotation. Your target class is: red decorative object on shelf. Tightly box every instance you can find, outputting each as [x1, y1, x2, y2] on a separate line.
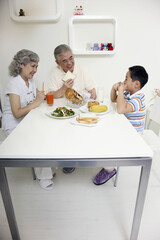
[108, 43, 113, 50]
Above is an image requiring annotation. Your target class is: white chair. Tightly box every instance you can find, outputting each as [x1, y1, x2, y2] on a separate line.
[142, 97, 160, 152]
[114, 97, 160, 187]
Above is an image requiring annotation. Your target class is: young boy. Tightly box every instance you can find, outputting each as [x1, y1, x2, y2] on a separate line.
[111, 65, 148, 132]
[93, 65, 148, 185]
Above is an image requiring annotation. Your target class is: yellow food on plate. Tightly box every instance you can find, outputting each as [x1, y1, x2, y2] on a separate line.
[89, 105, 108, 113]
[88, 101, 99, 109]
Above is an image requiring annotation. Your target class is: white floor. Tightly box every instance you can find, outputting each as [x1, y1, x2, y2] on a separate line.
[0, 155, 160, 240]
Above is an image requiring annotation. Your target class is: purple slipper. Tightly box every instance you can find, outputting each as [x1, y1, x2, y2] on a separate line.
[93, 168, 117, 185]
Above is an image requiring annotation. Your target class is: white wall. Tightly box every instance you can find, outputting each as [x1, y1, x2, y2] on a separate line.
[0, 0, 160, 105]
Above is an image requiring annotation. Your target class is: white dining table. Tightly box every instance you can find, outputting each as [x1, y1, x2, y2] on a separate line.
[0, 98, 153, 240]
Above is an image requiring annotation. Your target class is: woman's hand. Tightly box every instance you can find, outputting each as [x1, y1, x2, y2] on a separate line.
[9, 90, 45, 119]
[35, 90, 45, 105]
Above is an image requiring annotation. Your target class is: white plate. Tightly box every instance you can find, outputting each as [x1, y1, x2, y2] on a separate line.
[79, 104, 111, 115]
[70, 117, 97, 127]
[46, 108, 77, 119]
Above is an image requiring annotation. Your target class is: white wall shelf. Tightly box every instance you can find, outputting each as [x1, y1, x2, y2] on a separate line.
[8, 0, 62, 23]
[69, 15, 117, 55]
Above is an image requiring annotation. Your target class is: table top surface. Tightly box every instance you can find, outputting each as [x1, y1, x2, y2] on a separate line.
[0, 98, 153, 159]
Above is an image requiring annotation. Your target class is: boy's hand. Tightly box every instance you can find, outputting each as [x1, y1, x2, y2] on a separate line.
[117, 82, 128, 92]
[113, 82, 121, 91]
[118, 82, 124, 91]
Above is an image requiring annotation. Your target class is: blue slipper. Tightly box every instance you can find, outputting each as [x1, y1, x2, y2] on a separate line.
[93, 168, 117, 185]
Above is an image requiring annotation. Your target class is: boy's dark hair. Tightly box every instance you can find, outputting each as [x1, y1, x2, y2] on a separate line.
[129, 65, 148, 88]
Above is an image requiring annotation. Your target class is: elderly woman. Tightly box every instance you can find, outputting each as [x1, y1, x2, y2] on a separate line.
[2, 49, 53, 190]
[2, 49, 45, 136]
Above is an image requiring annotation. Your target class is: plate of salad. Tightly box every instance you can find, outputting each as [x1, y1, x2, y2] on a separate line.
[46, 107, 77, 119]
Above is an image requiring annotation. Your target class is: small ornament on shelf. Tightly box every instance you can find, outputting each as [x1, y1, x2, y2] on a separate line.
[79, 6, 83, 15]
[104, 44, 108, 50]
[73, 6, 78, 15]
[107, 43, 113, 50]
[86, 43, 92, 51]
[93, 43, 100, 51]
[100, 43, 104, 50]
[73, 5, 83, 15]
[86, 43, 114, 51]
[19, 9, 25, 16]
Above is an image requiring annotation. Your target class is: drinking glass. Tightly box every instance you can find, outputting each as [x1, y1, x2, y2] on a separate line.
[97, 87, 104, 103]
[46, 93, 54, 106]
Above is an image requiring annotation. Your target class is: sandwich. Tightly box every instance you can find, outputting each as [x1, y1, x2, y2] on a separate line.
[76, 112, 98, 124]
[62, 70, 76, 82]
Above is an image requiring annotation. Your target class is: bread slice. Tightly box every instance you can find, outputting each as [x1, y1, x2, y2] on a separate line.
[62, 71, 76, 82]
[78, 112, 98, 120]
[76, 112, 98, 124]
[77, 118, 98, 124]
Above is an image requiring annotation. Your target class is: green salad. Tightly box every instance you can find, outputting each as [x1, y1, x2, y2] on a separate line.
[51, 107, 75, 117]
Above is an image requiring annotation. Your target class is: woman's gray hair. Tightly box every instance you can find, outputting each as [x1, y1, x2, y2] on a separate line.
[54, 44, 72, 62]
[9, 49, 39, 77]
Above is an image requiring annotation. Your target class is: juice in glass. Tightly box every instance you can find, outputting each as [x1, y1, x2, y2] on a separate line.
[46, 93, 54, 106]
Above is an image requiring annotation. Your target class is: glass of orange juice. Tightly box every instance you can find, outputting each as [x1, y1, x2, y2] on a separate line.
[46, 92, 54, 106]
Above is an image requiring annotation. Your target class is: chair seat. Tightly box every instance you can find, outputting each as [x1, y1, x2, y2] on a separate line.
[142, 130, 160, 152]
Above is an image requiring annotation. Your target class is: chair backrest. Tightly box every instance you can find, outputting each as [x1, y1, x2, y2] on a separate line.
[149, 97, 160, 123]
[147, 97, 160, 129]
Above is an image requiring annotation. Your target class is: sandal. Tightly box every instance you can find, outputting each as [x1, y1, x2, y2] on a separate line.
[38, 179, 54, 191]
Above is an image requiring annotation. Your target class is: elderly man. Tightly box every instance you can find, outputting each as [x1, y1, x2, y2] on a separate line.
[48, 44, 97, 174]
[48, 44, 96, 99]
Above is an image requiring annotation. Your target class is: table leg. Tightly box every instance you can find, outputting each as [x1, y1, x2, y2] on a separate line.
[0, 167, 21, 240]
[130, 158, 152, 240]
